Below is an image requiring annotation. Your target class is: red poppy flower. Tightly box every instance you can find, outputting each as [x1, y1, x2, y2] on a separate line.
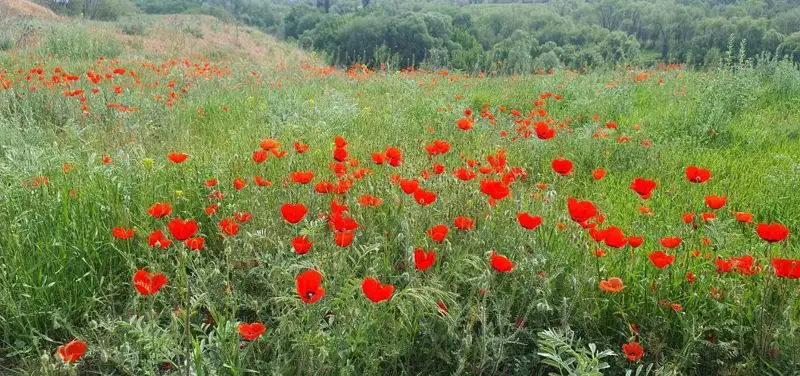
[682, 213, 695, 224]
[358, 194, 383, 207]
[293, 141, 309, 154]
[702, 212, 717, 222]
[425, 139, 451, 156]
[490, 251, 514, 272]
[480, 179, 510, 200]
[431, 163, 445, 175]
[599, 277, 624, 292]
[733, 211, 753, 223]
[456, 117, 473, 131]
[428, 225, 449, 243]
[167, 152, 188, 163]
[281, 203, 308, 224]
[287, 171, 312, 184]
[205, 178, 218, 187]
[757, 223, 789, 242]
[252, 150, 268, 164]
[56, 340, 87, 363]
[551, 158, 573, 176]
[296, 269, 325, 303]
[205, 203, 219, 216]
[371, 152, 386, 164]
[622, 342, 644, 361]
[133, 269, 168, 295]
[452, 168, 477, 181]
[592, 168, 606, 180]
[260, 139, 280, 151]
[772, 258, 800, 279]
[234, 212, 252, 223]
[333, 147, 348, 162]
[238, 322, 265, 341]
[219, 218, 239, 236]
[705, 195, 727, 210]
[233, 178, 246, 190]
[685, 166, 711, 183]
[413, 188, 437, 206]
[414, 249, 436, 271]
[648, 251, 676, 268]
[660, 237, 682, 249]
[630, 178, 657, 199]
[101, 155, 112, 164]
[148, 229, 172, 249]
[271, 149, 287, 158]
[334, 136, 347, 148]
[185, 237, 205, 250]
[627, 235, 644, 248]
[385, 147, 402, 167]
[603, 226, 627, 248]
[516, 212, 542, 230]
[147, 202, 172, 219]
[362, 277, 394, 303]
[113, 227, 134, 240]
[567, 197, 598, 223]
[535, 122, 555, 139]
[292, 235, 313, 254]
[399, 178, 419, 194]
[334, 231, 354, 247]
[168, 218, 198, 241]
[454, 216, 475, 230]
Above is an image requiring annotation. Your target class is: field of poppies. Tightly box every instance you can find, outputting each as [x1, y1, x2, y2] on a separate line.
[2, 18, 800, 376]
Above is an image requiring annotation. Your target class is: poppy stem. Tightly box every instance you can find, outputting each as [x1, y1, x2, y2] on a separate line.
[180, 247, 192, 376]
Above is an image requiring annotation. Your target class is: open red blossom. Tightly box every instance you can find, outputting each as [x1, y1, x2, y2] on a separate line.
[456, 117, 473, 130]
[414, 249, 436, 271]
[480, 179, 510, 200]
[627, 235, 644, 248]
[622, 342, 644, 362]
[333, 147, 348, 162]
[399, 178, 419, 194]
[682, 213, 695, 224]
[716, 255, 759, 275]
[148, 229, 172, 249]
[535, 121, 556, 139]
[685, 166, 711, 183]
[358, 194, 383, 207]
[454, 216, 475, 230]
[551, 158, 573, 176]
[296, 269, 325, 303]
[648, 251, 676, 268]
[292, 235, 313, 255]
[167, 152, 188, 163]
[334, 136, 347, 148]
[425, 139, 451, 156]
[733, 211, 753, 223]
[592, 168, 606, 180]
[234, 212, 252, 223]
[428, 225, 449, 243]
[386, 147, 403, 167]
[630, 178, 657, 199]
[772, 258, 800, 279]
[168, 218, 198, 240]
[113, 227, 134, 240]
[252, 149, 268, 163]
[334, 231, 354, 247]
[517, 212, 542, 230]
[219, 218, 239, 236]
[705, 195, 727, 209]
[490, 251, 514, 272]
[371, 152, 386, 164]
[362, 278, 394, 303]
[290, 171, 314, 184]
[133, 269, 167, 295]
[453, 167, 477, 181]
[660, 237, 682, 248]
[185, 237, 205, 250]
[238, 322, 265, 341]
[567, 197, 598, 223]
[147, 202, 172, 219]
[233, 178, 247, 190]
[260, 138, 280, 151]
[757, 223, 789, 242]
[294, 141, 309, 154]
[413, 188, 437, 206]
[603, 226, 627, 248]
[205, 178, 218, 187]
[56, 340, 87, 363]
[281, 203, 308, 224]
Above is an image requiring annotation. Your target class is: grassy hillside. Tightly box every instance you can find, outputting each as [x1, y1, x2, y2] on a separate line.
[1, 12, 800, 375]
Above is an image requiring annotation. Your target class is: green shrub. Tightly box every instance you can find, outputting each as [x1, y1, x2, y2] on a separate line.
[120, 22, 148, 36]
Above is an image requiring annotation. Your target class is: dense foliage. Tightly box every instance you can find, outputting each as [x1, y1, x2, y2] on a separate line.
[33, 0, 800, 70]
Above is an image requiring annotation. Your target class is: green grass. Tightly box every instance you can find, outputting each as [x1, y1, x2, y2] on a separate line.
[0, 38, 799, 375]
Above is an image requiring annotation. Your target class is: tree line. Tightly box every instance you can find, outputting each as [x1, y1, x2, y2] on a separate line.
[36, 0, 800, 71]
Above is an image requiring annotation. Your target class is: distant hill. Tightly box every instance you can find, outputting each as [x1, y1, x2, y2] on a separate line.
[0, 0, 59, 19]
